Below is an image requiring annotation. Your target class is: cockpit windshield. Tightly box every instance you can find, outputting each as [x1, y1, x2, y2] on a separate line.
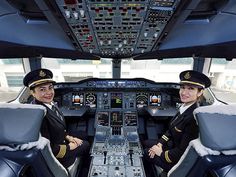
[1, 57, 236, 104]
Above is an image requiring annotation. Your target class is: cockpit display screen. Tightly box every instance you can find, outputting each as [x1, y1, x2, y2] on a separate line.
[85, 93, 97, 108]
[149, 93, 161, 106]
[136, 92, 148, 108]
[110, 111, 123, 126]
[72, 93, 84, 106]
[124, 112, 137, 126]
[110, 93, 123, 108]
[96, 111, 109, 126]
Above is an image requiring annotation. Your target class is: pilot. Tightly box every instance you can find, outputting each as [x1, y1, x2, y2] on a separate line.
[23, 68, 90, 169]
[143, 70, 211, 175]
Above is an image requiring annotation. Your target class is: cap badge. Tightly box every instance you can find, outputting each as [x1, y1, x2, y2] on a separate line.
[184, 72, 191, 80]
[39, 70, 46, 78]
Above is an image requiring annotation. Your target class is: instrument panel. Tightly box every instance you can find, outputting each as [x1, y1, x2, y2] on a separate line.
[60, 91, 174, 109]
[96, 111, 138, 127]
[55, 78, 180, 117]
[53, 78, 180, 177]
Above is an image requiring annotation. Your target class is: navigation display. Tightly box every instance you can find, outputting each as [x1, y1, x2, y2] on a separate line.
[72, 93, 84, 106]
[149, 93, 161, 106]
[96, 112, 109, 126]
[124, 112, 137, 126]
[110, 93, 123, 108]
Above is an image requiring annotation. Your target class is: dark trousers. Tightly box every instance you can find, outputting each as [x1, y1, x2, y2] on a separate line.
[59, 131, 90, 168]
[143, 140, 173, 176]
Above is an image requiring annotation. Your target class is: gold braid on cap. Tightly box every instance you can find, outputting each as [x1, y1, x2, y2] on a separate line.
[180, 80, 205, 88]
[29, 78, 54, 88]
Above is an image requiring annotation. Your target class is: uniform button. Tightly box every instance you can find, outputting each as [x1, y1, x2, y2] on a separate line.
[64, 130, 66, 132]
[63, 140, 66, 143]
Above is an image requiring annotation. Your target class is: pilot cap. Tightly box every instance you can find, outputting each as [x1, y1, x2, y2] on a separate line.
[179, 70, 211, 89]
[23, 69, 55, 89]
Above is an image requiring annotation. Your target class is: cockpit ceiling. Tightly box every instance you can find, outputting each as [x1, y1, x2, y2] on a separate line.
[1, 0, 236, 59]
[51, 0, 183, 58]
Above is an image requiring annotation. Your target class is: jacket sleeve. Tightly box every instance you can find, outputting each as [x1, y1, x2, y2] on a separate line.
[40, 117, 69, 159]
[158, 129, 172, 146]
[158, 112, 180, 146]
[52, 144, 70, 158]
[160, 118, 199, 164]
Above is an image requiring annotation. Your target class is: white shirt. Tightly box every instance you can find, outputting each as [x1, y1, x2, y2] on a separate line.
[44, 102, 53, 110]
[179, 102, 195, 114]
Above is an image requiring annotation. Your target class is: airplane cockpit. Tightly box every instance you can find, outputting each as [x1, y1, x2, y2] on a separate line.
[12, 77, 216, 177]
[1, 0, 236, 177]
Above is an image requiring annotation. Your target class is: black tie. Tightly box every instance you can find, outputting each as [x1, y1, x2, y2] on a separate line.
[52, 105, 64, 121]
[171, 111, 180, 125]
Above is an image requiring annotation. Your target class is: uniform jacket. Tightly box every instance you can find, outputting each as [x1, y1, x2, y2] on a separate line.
[33, 99, 70, 159]
[158, 102, 199, 164]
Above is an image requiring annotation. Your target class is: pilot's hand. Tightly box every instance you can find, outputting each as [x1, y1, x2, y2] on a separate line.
[148, 144, 163, 158]
[69, 142, 78, 150]
[66, 135, 74, 142]
[66, 135, 83, 146]
[156, 143, 162, 147]
[73, 137, 83, 146]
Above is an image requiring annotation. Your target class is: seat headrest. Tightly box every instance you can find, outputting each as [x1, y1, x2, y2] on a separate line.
[194, 104, 236, 151]
[0, 103, 46, 145]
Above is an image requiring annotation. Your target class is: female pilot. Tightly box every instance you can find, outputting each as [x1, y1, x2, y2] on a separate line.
[23, 68, 90, 168]
[143, 70, 211, 174]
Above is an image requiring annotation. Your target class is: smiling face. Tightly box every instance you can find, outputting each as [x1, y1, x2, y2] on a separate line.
[31, 82, 55, 104]
[179, 84, 203, 105]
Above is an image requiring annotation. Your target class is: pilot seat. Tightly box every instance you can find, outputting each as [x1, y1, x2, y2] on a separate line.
[166, 104, 236, 177]
[0, 103, 79, 177]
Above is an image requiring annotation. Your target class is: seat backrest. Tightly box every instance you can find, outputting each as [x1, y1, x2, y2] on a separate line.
[168, 104, 236, 177]
[195, 104, 236, 151]
[0, 103, 45, 145]
[0, 103, 69, 177]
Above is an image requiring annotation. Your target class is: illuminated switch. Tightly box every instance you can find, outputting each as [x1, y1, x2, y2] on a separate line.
[79, 9, 85, 18]
[136, 7, 141, 12]
[65, 10, 70, 18]
[64, 0, 77, 5]
[73, 12, 79, 19]
[144, 32, 148, 37]
[87, 35, 93, 41]
[95, 8, 100, 13]
[108, 8, 113, 13]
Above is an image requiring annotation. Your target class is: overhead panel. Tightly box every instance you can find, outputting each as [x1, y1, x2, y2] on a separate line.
[55, 0, 180, 58]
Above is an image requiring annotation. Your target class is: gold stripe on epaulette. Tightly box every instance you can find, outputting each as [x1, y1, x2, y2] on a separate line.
[162, 135, 169, 141]
[165, 151, 172, 163]
[174, 126, 182, 132]
[56, 145, 67, 158]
